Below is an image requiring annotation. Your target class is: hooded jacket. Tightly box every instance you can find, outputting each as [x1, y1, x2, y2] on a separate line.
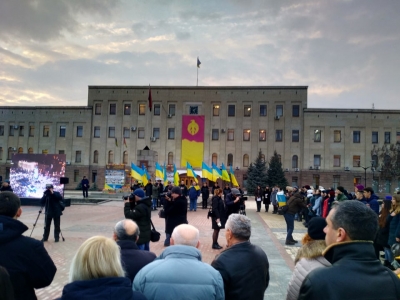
[365, 193, 380, 214]
[298, 241, 400, 300]
[124, 197, 152, 244]
[0, 215, 56, 300]
[60, 277, 146, 300]
[287, 192, 307, 215]
[286, 240, 330, 300]
[133, 245, 224, 300]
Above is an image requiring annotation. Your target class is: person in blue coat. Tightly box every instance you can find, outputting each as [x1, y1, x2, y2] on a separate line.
[59, 236, 146, 300]
[363, 187, 380, 214]
[188, 182, 200, 211]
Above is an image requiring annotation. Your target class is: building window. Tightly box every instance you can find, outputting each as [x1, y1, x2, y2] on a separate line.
[18, 147, 23, 154]
[9, 126, 15, 136]
[8, 147, 14, 160]
[334, 155, 341, 167]
[168, 152, 174, 165]
[276, 105, 283, 117]
[243, 154, 249, 167]
[353, 155, 361, 167]
[19, 126, 24, 137]
[95, 103, 101, 115]
[385, 179, 391, 193]
[260, 154, 265, 162]
[227, 154, 233, 166]
[139, 104, 146, 115]
[123, 151, 128, 164]
[168, 128, 175, 139]
[275, 130, 283, 142]
[244, 105, 251, 117]
[371, 154, 378, 167]
[58, 150, 65, 154]
[76, 126, 83, 137]
[314, 155, 321, 167]
[94, 126, 100, 138]
[333, 175, 340, 189]
[28, 148, 33, 154]
[109, 104, 116, 115]
[313, 175, 320, 188]
[0, 147, 3, 160]
[43, 125, 49, 137]
[29, 125, 34, 137]
[108, 151, 114, 164]
[75, 151, 82, 163]
[138, 128, 145, 139]
[292, 177, 298, 187]
[353, 131, 361, 143]
[108, 127, 115, 138]
[153, 128, 160, 139]
[385, 132, 391, 144]
[93, 150, 99, 163]
[123, 127, 130, 138]
[227, 129, 234, 141]
[260, 105, 267, 116]
[292, 130, 299, 142]
[59, 126, 66, 137]
[228, 105, 235, 117]
[124, 104, 131, 115]
[243, 130, 250, 141]
[397, 132, 400, 144]
[372, 131, 378, 144]
[154, 104, 161, 116]
[74, 170, 79, 182]
[189, 106, 198, 115]
[292, 155, 298, 168]
[292, 105, 300, 117]
[278, 154, 282, 163]
[213, 104, 220, 116]
[259, 130, 266, 141]
[314, 129, 321, 142]
[0, 125, 4, 136]
[212, 129, 219, 140]
[169, 104, 176, 116]
[334, 130, 341, 142]
[212, 153, 218, 165]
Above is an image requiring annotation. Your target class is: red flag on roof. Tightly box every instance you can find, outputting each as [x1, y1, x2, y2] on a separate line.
[148, 85, 152, 112]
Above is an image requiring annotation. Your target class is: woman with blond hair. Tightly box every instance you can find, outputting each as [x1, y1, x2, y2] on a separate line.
[286, 217, 331, 300]
[388, 194, 400, 248]
[59, 236, 146, 300]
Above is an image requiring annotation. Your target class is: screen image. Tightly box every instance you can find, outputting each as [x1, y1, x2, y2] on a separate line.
[10, 154, 66, 198]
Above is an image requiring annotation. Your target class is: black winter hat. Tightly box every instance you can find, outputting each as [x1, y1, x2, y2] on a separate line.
[307, 217, 327, 240]
[336, 186, 345, 193]
[171, 186, 182, 195]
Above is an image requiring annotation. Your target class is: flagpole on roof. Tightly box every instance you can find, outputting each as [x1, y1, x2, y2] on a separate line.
[197, 57, 201, 86]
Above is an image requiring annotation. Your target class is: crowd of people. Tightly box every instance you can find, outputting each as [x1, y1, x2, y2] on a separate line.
[2, 177, 400, 299]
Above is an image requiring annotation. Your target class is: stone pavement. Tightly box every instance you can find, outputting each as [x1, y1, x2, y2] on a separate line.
[18, 196, 306, 300]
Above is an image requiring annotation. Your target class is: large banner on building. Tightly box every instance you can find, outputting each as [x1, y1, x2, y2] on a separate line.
[105, 164, 125, 190]
[10, 154, 66, 198]
[181, 115, 204, 168]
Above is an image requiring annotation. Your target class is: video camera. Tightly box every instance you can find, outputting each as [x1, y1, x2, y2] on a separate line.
[160, 192, 172, 198]
[239, 194, 248, 202]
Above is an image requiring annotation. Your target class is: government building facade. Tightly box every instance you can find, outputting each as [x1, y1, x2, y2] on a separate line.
[1, 86, 399, 193]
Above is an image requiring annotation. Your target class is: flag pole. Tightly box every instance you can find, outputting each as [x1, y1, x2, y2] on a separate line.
[197, 66, 198, 86]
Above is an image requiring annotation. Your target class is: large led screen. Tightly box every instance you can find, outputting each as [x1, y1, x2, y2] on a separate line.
[10, 154, 66, 198]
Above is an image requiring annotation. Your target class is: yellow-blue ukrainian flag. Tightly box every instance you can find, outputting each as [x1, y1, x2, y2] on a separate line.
[131, 163, 143, 182]
[141, 165, 149, 186]
[202, 162, 213, 181]
[230, 165, 239, 187]
[163, 163, 168, 185]
[155, 162, 164, 180]
[187, 162, 198, 184]
[212, 162, 222, 182]
[173, 164, 180, 186]
[221, 163, 231, 182]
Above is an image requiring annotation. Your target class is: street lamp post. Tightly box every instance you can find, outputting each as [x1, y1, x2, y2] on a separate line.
[360, 166, 370, 188]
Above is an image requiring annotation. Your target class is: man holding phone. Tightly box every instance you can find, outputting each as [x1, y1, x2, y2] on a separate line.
[41, 184, 64, 242]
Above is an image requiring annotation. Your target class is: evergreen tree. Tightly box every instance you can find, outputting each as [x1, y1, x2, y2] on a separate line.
[246, 150, 269, 194]
[267, 151, 288, 189]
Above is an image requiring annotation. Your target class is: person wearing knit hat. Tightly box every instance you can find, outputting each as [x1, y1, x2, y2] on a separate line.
[286, 217, 330, 300]
[335, 186, 348, 202]
[355, 184, 365, 193]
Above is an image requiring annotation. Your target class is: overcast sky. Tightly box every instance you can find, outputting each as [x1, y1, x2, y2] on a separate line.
[0, 0, 399, 109]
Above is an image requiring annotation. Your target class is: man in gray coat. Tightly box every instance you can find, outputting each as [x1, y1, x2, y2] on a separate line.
[133, 224, 224, 300]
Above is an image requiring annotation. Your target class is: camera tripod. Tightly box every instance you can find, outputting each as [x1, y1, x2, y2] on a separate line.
[30, 195, 65, 242]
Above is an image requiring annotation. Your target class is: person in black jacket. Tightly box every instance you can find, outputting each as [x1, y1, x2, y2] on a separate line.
[201, 182, 210, 209]
[144, 180, 153, 198]
[81, 176, 89, 198]
[225, 188, 241, 218]
[113, 219, 156, 282]
[0, 180, 13, 192]
[298, 200, 400, 300]
[211, 182, 220, 195]
[124, 189, 152, 251]
[212, 214, 269, 300]
[211, 188, 226, 249]
[41, 184, 64, 242]
[0, 192, 57, 300]
[163, 186, 188, 246]
[263, 186, 272, 212]
[254, 185, 263, 212]
[223, 184, 231, 200]
[179, 181, 188, 198]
